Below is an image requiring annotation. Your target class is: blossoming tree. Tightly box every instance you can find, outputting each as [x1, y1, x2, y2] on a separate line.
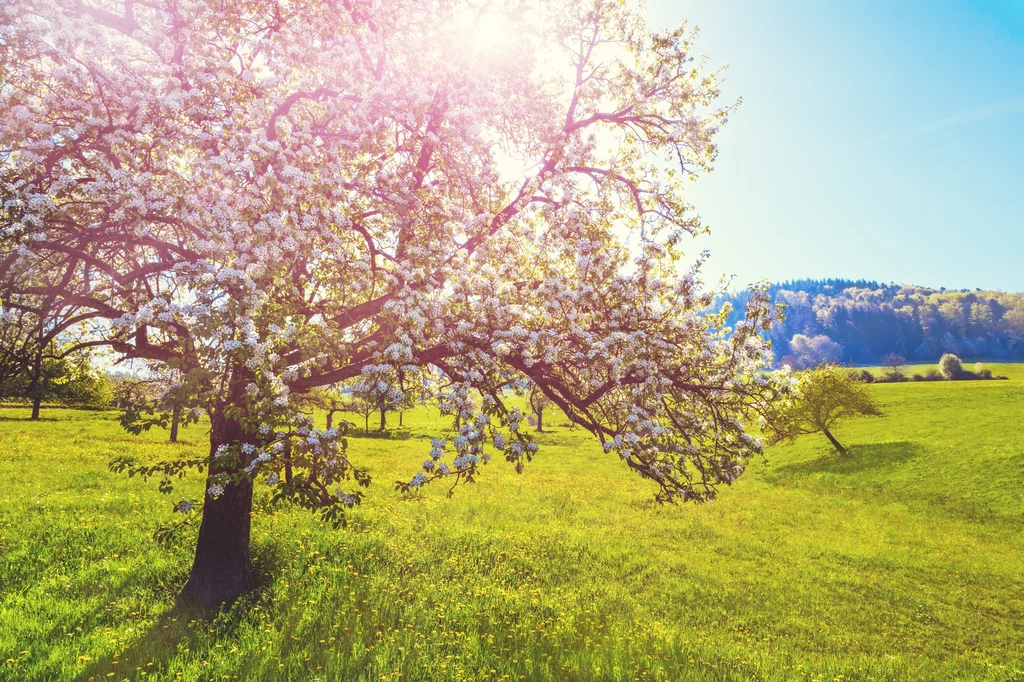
[1, 0, 786, 606]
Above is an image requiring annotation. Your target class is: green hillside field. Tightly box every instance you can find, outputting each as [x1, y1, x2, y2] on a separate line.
[1, 365, 1022, 681]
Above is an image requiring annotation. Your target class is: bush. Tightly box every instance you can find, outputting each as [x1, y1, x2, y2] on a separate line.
[972, 363, 996, 380]
[938, 354, 964, 379]
[911, 373, 925, 382]
[858, 370, 875, 383]
[925, 368, 944, 381]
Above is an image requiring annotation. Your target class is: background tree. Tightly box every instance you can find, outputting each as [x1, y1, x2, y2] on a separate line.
[789, 334, 843, 369]
[527, 381, 552, 433]
[938, 353, 964, 379]
[110, 368, 196, 442]
[351, 366, 406, 432]
[110, 375, 161, 410]
[0, 341, 110, 416]
[394, 369, 426, 428]
[1, 0, 785, 606]
[344, 391, 376, 432]
[876, 350, 909, 376]
[299, 387, 347, 430]
[881, 352, 907, 376]
[0, 306, 37, 398]
[768, 364, 882, 456]
[344, 392, 377, 435]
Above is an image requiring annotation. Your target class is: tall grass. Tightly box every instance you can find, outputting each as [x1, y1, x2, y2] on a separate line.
[1, 365, 1023, 681]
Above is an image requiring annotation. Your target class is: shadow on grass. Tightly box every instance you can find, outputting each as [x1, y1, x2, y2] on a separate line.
[769, 441, 923, 480]
[0, 415, 61, 422]
[74, 542, 286, 682]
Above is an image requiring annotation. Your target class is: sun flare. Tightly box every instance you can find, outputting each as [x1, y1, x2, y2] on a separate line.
[470, 11, 518, 53]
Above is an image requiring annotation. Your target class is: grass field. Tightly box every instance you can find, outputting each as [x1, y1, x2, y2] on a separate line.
[1, 364, 1023, 682]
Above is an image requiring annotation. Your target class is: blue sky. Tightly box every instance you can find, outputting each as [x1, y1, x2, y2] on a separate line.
[645, 0, 1024, 291]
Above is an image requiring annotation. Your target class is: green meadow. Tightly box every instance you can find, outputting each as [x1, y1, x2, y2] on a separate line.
[1, 365, 1023, 682]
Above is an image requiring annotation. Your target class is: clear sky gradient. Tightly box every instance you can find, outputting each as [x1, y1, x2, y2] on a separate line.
[646, 0, 1024, 291]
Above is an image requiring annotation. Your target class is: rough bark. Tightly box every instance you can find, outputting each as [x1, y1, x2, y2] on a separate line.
[169, 403, 181, 442]
[178, 404, 253, 608]
[30, 395, 41, 420]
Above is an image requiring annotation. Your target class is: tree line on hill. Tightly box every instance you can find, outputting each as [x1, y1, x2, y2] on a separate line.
[721, 279, 1024, 366]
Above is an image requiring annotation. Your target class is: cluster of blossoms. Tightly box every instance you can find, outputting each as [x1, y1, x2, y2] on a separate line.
[351, 364, 407, 415]
[401, 387, 545, 492]
[203, 413, 362, 511]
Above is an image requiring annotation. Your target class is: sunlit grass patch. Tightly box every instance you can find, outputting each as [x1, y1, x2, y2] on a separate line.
[1, 372, 1023, 680]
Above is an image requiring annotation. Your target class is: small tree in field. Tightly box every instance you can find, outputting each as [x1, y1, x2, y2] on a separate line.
[527, 381, 552, 432]
[2, 0, 788, 606]
[298, 387, 347, 430]
[0, 342, 110, 416]
[351, 366, 405, 432]
[881, 352, 907, 376]
[768, 364, 881, 456]
[343, 392, 376, 435]
[938, 353, 964, 379]
[112, 369, 197, 442]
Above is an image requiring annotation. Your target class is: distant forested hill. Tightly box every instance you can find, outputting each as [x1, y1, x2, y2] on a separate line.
[721, 280, 1024, 365]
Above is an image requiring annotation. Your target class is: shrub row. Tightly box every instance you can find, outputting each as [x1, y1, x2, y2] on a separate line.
[856, 357, 1008, 384]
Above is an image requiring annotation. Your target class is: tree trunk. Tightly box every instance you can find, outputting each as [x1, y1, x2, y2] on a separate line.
[178, 409, 253, 608]
[28, 355, 42, 420]
[822, 428, 847, 456]
[364, 415, 369, 433]
[284, 440, 293, 485]
[169, 404, 181, 443]
[399, 411, 403, 427]
[536, 408, 544, 433]
[326, 409, 334, 430]
[379, 407, 386, 431]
